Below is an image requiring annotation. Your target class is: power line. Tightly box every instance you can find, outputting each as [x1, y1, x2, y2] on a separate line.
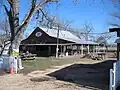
[78, 32, 113, 35]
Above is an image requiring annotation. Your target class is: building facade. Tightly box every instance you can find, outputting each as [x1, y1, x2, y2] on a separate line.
[20, 27, 98, 57]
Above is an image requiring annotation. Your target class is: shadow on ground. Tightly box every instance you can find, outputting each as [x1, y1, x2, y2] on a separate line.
[47, 60, 116, 90]
[0, 69, 9, 76]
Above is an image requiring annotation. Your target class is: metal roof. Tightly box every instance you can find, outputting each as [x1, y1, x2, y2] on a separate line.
[39, 27, 98, 45]
[20, 43, 75, 46]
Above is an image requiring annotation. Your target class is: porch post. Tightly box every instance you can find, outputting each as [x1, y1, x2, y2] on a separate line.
[97, 45, 100, 53]
[95, 45, 97, 53]
[78, 45, 80, 55]
[48, 46, 51, 56]
[93, 45, 95, 53]
[81, 44, 83, 56]
[60, 45, 63, 56]
[103, 44, 105, 53]
[71, 45, 73, 55]
[88, 44, 90, 54]
[63, 45, 66, 56]
[95, 46, 97, 53]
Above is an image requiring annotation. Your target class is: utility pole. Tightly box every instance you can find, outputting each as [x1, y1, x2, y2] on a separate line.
[109, 28, 120, 60]
[56, 24, 60, 58]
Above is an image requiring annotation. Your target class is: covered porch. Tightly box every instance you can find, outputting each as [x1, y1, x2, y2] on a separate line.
[20, 43, 100, 57]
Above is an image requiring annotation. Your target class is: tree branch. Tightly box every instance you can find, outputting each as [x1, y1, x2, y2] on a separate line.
[7, 0, 13, 7]
[111, 12, 120, 20]
[35, 0, 58, 10]
[3, 5, 15, 41]
[3, 5, 9, 16]
[40, 8, 50, 21]
[20, 0, 58, 31]
[14, 0, 59, 39]
[19, 0, 37, 31]
[110, 23, 120, 27]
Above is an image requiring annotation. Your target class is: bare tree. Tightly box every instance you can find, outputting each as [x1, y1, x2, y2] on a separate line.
[37, 9, 73, 31]
[80, 23, 94, 41]
[68, 23, 94, 41]
[95, 33, 114, 47]
[0, 0, 58, 56]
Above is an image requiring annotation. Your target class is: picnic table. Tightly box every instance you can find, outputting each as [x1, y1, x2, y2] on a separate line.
[20, 53, 36, 60]
[96, 52, 106, 60]
[90, 52, 106, 60]
[83, 52, 106, 60]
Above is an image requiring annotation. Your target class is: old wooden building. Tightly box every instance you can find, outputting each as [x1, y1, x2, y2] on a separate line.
[20, 27, 99, 57]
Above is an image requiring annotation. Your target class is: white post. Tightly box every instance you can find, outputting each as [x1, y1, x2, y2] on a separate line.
[56, 47, 59, 58]
[60, 45, 62, 56]
[63, 45, 66, 56]
[113, 63, 116, 90]
[14, 57, 18, 74]
[103, 44, 106, 53]
[110, 69, 113, 90]
[81, 44, 83, 56]
[93, 45, 95, 54]
[56, 25, 60, 58]
[18, 56, 24, 70]
[88, 45, 90, 54]
[96, 45, 97, 53]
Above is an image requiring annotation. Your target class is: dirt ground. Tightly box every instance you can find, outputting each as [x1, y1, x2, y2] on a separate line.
[0, 56, 116, 90]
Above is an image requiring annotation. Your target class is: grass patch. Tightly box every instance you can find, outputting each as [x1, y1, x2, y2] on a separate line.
[20, 57, 75, 74]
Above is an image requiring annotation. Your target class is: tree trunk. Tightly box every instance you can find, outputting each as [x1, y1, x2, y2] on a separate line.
[7, 0, 21, 56]
[8, 28, 24, 56]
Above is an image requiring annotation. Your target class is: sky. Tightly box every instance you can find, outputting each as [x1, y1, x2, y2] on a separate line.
[0, 0, 119, 44]
[46, 0, 116, 31]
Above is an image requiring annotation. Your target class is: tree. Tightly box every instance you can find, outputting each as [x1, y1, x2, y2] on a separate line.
[36, 9, 73, 31]
[80, 23, 94, 41]
[95, 33, 114, 47]
[67, 23, 94, 41]
[96, 36, 107, 46]
[0, 0, 58, 56]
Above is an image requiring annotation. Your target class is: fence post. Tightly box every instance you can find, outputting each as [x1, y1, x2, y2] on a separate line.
[110, 69, 113, 90]
[113, 62, 116, 90]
